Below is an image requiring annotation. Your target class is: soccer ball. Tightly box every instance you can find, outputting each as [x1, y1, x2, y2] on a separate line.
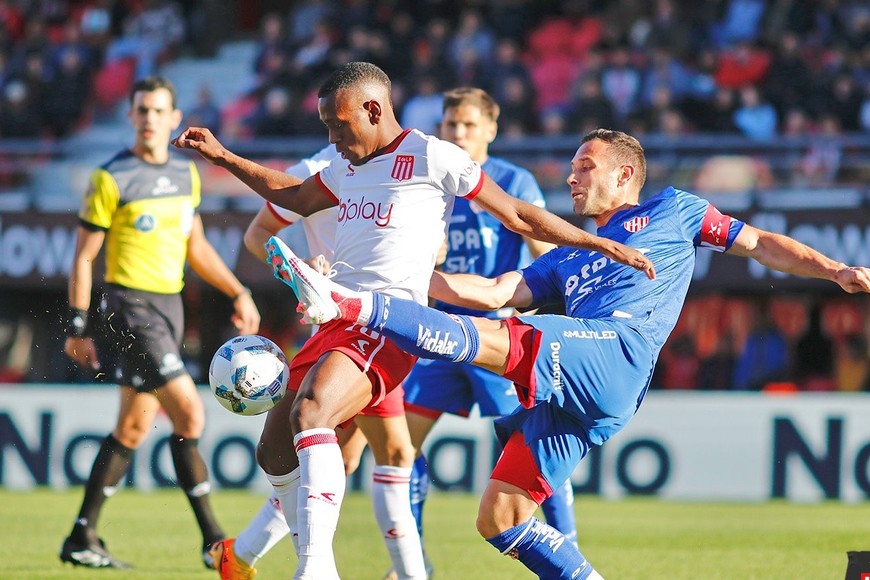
[208, 335, 289, 416]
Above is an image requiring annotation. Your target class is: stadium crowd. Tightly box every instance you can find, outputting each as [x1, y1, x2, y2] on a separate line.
[0, 0, 868, 392]
[0, 0, 867, 142]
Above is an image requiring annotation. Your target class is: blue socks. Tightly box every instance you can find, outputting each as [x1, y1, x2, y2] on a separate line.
[541, 479, 578, 546]
[366, 294, 480, 363]
[409, 454, 428, 539]
[486, 517, 595, 579]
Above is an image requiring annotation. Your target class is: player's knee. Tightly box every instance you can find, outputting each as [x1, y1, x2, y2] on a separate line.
[475, 504, 503, 539]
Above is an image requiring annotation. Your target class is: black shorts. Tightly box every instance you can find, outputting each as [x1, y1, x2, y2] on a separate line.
[97, 284, 187, 391]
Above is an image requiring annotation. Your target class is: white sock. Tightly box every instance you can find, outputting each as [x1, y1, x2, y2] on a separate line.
[372, 465, 427, 579]
[265, 469, 301, 555]
[294, 428, 345, 580]
[233, 491, 291, 565]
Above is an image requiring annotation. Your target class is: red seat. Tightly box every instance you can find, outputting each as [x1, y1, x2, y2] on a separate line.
[93, 58, 136, 110]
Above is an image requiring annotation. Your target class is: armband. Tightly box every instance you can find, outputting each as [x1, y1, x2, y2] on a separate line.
[67, 307, 89, 338]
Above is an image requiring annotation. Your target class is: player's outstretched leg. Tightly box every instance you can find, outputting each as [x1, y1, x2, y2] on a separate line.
[265, 236, 341, 325]
[541, 479, 579, 546]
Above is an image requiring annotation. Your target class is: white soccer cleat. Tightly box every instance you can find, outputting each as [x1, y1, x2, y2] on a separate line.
[265, 236, 341, 325]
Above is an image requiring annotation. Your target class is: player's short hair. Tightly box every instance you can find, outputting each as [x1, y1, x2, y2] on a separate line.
[129, 76, 177, 109]
[318, 62, 391, 98]
[442, 87, 500, 122]
[582, 129, 647, 190]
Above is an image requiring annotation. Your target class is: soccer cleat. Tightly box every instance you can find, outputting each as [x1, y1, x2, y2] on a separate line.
[59, 535, 133, 569]
[265, 236, 341, 325]
[209, 538, 256, 579]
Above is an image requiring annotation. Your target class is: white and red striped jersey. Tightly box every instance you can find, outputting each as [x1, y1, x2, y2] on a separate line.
[316, 129, 483, 304]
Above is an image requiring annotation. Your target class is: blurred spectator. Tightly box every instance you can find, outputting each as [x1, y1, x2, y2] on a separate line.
[447, 9, 495, 69]
[600, 46, 642, 124]
[697, 333, 737, 390]
[733, 85, 777, 139]
[733, 299, 790, 390]
[253, 13, 288, 80]
[489, 39, 532, 102]
[565, 75, 615, 136]
[658, 334, 700, 389]
[714, 40, 771, 90]
[792, 301, 835, 391]
[835, 333, 870, 392]
[828, 74, 863, 131]
[496, 75, 538, 137]
[104, 0, 186, 80]
[763, 32, 812, 116]
[400, 75, 443, 135]
[288, 0, 333, 45]
[709, 0, 767, 49]
[0, 79, 41, 137]
[42, 44, 92, 138]
[186, 84, 221, 136]
[861, 83, 870, 133]
[641, 47, 692, 108]
[246, 86, 298, 137]
[792, 114, 843, 186]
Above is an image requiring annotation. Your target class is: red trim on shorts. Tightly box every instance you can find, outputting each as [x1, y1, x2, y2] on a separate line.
[314, 172, 340, 203]
[464, 170, 486, 201]
[490, 432, 553, 505]
[502, 318, 541, 409]
[358, 385, 405, 418]
[294, 432, 339, 452]
[403, 401, 445, 420]
[266, 202, 295, 225]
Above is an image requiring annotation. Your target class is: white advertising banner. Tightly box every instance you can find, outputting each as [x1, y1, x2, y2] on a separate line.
[1, 387, 869, 502]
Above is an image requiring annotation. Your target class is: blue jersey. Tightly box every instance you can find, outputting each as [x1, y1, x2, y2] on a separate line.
[522, 187, 745, 360]
[435, 156, 545, 319]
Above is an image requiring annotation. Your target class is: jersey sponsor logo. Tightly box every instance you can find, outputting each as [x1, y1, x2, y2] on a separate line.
[623, 216, 649, 233]
[352, 339, 370, 355]
[391, 154, 414, 181]
[308, 492, 338, 505]
[152, 176, 179, 196]
[416, 325, 459, 356]
[562, 329, 617, 339]
[550, 342, 564, 391]
[700, 205, 732, 251]
[135, 214, 156, 232]
[337, 195, 393, 227]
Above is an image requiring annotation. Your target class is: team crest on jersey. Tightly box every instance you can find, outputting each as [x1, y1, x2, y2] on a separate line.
[623, 216, 649, 233]
[391, 155, 414, 181]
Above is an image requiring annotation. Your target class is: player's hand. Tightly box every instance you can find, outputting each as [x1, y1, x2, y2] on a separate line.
[172, 127, 225, 165]
[64, 336, 100, 370]
[231, 292, 261, 335]
[835, 266, 870, 294]
[601, 240, 656, 279]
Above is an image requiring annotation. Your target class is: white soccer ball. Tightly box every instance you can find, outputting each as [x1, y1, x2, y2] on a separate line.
[208, 335, 289, 416]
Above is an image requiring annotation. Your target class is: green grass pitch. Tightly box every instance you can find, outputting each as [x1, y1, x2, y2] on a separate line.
[2, 488, 869, 579]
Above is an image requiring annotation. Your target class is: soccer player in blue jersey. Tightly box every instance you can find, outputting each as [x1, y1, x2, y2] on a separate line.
[268, 128, 870, 579]
[399, 88, 577, 570]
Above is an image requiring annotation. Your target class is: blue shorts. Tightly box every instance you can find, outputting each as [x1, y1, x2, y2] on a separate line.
[403, 359, 519, 417]
[501, 314, 655, 446]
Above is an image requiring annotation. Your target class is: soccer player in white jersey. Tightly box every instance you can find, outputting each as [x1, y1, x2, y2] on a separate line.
[174, 61, 653, 579]
[211, 144, 424, 579]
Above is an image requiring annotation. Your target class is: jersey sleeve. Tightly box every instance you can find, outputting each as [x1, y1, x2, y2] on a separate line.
[520, 250, 563, 308]
[78, 168, 119, 230]
[674, 188, 745, 252]
[272, 145, 339, 224]
[428, 138, 484, 199]
[313, 155, 341, 204]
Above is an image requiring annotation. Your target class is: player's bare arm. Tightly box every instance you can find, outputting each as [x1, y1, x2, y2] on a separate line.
[173, 127, 334, 216]
[428, 269, 533, 311]
[64, 227, 105, 370]
[186, 215, 261, 334]
[472, 175, 655, 279]
[244, 204, 288, 261]
[728, 224, 870, 294]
